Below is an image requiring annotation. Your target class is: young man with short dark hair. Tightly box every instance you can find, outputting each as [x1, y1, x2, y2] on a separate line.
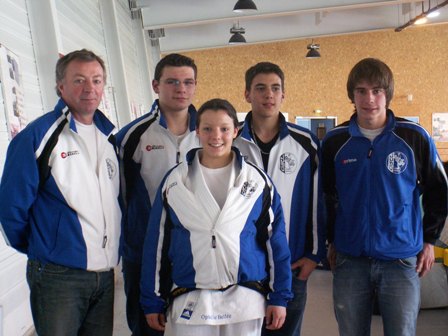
[116, 53, 200, 336]
[234, 62, 326, 336]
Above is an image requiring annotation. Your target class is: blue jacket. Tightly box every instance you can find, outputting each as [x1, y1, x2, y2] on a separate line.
[322, 110, 448, 259]
[0, 99, 121, 270]
[116, 100, 200, 264]
[140, 148, 293, 314]
[234, 112, 326, 263]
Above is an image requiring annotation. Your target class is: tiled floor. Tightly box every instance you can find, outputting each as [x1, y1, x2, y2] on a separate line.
[113, 268, 448, 336]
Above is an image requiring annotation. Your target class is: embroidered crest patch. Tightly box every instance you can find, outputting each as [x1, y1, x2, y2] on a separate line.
[106, 158, 117, 179]
[241, 180, 258, 198]
[280, 152, 297, 174]
[386, 151, 408, 174]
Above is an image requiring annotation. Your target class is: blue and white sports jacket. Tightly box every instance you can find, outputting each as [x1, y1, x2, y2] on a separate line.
[140, 148, 293, 314]
[322, 110, 448, 259]
[116, 100, 200, 264]
[0, 99, 121, 271]
[234, 112, 326, 263]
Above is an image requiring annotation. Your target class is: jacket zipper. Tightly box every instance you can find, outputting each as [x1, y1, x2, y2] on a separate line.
[211, 231, 216, 248]
[367, 144, 373, 254]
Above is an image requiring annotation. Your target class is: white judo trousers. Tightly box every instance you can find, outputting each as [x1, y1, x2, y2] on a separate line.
[165, 317, 263, 336]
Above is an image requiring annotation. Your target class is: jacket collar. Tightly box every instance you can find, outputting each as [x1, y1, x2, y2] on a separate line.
[186, 146, 244, 168]
[55, 98, 116, 136]
[239, 111, 290, 141]
[349, 109, 396, 137]
[152, 99, 197, 132]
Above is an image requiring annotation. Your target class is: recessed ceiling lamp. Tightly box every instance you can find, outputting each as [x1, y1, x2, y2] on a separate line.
[306, 40, 321, 58]
[229, 23, 246, 44]
[233, 0, 257, 13]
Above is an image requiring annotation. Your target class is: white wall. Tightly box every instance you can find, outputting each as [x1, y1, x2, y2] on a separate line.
[0, 1, 157, 334]
[0, 1, 43, 334]
[115, 0, 153, 120]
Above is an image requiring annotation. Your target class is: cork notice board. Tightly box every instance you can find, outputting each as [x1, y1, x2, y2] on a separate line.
[182, 24, 448, 160]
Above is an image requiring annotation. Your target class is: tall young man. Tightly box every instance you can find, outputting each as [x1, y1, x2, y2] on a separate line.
[116, 53, 201, 336]
[234, 62, 326, 336]
[322, 58, 448, 336]
[0, 49, 121, 335]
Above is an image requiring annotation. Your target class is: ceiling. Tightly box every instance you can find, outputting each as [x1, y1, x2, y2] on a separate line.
[131, 0, 448, 53]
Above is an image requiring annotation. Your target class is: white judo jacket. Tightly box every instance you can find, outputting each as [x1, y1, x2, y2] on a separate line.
[140, 148, 293, 314]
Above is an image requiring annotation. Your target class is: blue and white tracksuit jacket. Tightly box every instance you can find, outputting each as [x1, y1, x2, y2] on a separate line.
[234, 112, 326, 263]
[0, 99, 121, 271]
[140, 148, 293, 314]
[116, 100, 200, 264]
[322, 110, 448, 259]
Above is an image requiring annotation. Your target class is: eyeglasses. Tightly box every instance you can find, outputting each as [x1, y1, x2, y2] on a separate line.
[353, 88, 385, 96]
[161, 79, 196, 88]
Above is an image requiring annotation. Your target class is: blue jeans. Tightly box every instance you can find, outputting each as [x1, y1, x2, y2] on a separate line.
[262, 269, 307, 336]
[333, 253, 420, 336]
[122, 259, 163, 336]
[26, 259, 114, 336]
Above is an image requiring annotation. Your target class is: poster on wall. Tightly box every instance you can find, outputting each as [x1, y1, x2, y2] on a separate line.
[432, 113, 448, 142]
[100, 86, 119, 127]
[98, 91, 113, 120]
[0, 44, 27, 139]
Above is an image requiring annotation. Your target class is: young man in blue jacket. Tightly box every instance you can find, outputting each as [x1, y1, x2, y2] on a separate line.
[0, 49, 121, 335]
[234, 62, 326, 336]
[116, 53, 200, 336]
[322, 58, 448, 336]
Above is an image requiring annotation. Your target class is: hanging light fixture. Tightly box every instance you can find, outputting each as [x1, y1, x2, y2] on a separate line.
[427, 10, 440, 18]
[395, 0, 448, 32]
[306, 40, 320, 58]
[229, 23, 246, 44]
[414, 16, 428, 25]
[233, 0, 257, 13]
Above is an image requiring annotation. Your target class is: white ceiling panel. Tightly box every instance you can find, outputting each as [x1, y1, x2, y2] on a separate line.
[130, 0, 448, 52]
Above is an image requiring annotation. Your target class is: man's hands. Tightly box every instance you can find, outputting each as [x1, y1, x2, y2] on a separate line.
[327, 243, 336, 271]
[265, 305, 286, 330]
[327, 242, 435, 277]
[416, 242, 434, 277]
[147, 307, 288, 331]
[146, 313, 166, 331]
[291, 257, 317, 280]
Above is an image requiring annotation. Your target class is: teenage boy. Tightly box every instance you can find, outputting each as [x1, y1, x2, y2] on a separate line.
[116, 53, 201, 336]
[234, 62, 326, 336]
[322, 58, 448, 336]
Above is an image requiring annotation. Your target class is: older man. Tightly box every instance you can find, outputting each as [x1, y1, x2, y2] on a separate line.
[0, 49, 121, 336]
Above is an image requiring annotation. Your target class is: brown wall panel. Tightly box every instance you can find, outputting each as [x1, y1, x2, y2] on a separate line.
[180, 24, 448, 160]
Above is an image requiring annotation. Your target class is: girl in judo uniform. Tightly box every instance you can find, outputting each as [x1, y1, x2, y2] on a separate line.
[140, 98, 292, 336]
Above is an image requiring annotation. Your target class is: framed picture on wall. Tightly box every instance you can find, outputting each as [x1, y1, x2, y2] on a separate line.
[0, 44, 27, 139]
[432, 113, 448, 142]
